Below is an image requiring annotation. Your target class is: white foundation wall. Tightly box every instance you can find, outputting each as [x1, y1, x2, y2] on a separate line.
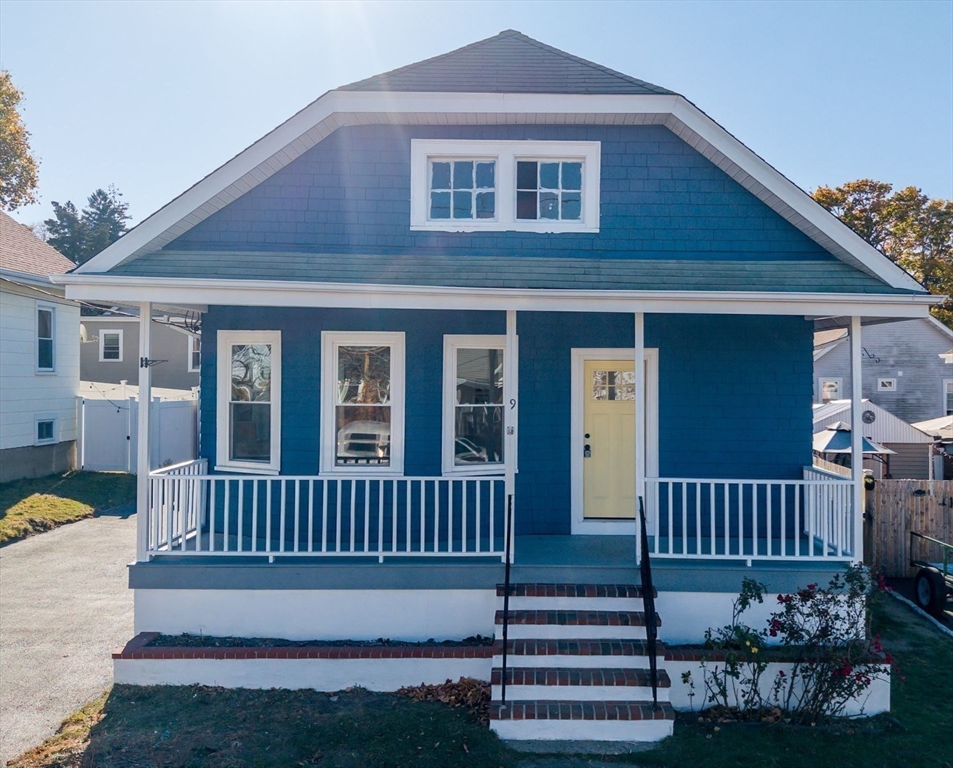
[134, 589, 497, 641]
[114, 657, 492, 691]
[665, 659, 890, 717]
[658, 591, 779, 645]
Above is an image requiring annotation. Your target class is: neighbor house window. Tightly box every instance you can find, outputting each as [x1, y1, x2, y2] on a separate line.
[945, 380, 953, 415]
[188, 334, 201, 372]
[36, 304, 54, 372]
[410, 140, 600, 232]
[35, 416, 55, 445]
[877, 378, 897, 392]
[216, 330, 281, 473]
[818, 378, 842, 403]
[320, 332, 405, 474]
[443, 336, 505, 474]
[99, 330, 123, 362]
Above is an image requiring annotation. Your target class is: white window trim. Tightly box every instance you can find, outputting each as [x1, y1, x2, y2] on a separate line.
[877, 378, 897, 392]
[34, 414, 57, 446]
[188, 334, 201, 372]
[36, 303, 56, 373]
[818, 377, 842, 402]
[442, 335, 507, 476]
[410, 139, 600, 233]
[320, 331, 405, 476]
[216, 330, 281, 474]
[99, 329, 124, 362]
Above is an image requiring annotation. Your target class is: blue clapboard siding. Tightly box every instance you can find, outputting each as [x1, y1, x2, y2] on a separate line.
[168, 124, 833, 263]
[202, 308, 813, 537]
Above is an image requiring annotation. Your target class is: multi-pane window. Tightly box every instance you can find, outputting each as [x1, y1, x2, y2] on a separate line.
[100, 330, 122, 361]
[189, 335, 201, 372]
[592, 369, 636, 401]
[217, 331, 281, 472]
[36, 306, 54, 371]
[443, 336, 505, 473]
[322, 332, 404, 474]
[516, 160, 583, 221]
[429, 160, 495, 220]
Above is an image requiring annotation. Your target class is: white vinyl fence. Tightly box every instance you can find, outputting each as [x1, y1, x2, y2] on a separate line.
[78, 396, 198, 473]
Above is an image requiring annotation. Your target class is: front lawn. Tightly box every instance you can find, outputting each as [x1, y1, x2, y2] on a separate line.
[9, 594, 951, 768]
[0, 471, 135, 545]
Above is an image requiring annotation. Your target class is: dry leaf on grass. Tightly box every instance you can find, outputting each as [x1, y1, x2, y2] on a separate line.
[396, 677, 491, 724]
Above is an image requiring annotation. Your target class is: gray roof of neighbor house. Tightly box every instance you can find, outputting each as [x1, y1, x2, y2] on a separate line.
[0, 211, 74, 278]
[109, 250, 909, 293]
[339, 30, 674, 95]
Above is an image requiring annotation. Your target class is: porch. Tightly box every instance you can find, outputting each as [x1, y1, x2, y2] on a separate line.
[145, 459, 857, 566]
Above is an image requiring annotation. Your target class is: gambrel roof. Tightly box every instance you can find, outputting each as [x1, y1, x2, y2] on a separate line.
[340, 30, 674, 95]
[69, 31, 928, 306]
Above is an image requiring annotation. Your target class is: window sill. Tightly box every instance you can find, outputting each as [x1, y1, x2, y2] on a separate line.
[441, 465, 506, 477]
[35, 370, 57, 376]
[410, 221, 598, 234]
[214, 464, 280, 476]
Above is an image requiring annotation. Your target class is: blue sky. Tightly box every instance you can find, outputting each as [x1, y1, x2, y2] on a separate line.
[2, 0, 951, 227]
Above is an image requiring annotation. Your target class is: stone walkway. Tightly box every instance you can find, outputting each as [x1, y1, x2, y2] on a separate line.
[0, 506, 135, 763]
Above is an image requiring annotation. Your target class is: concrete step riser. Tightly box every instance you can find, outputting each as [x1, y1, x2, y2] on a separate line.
[489, 719, 674, 742]
[496, 625, 648, 640]
[493, 653, 661, 668]
[492, 684, 670, 702]
[496, 596, 645, 611]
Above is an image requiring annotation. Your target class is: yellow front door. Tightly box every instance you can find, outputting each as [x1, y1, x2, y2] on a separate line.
[583, 360, 636, 519]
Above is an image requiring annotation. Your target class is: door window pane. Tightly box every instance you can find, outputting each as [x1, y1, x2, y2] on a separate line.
[592, 370, 636, 401]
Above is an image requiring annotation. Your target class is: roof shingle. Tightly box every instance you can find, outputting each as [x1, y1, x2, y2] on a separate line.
[0, 212, 75, 278]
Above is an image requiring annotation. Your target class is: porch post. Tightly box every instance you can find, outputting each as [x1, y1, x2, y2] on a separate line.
[634, 312, 646, 562]
[504, 309, 518, 561]
[849, 316, 864, 563]
[135, 302, 153, 562]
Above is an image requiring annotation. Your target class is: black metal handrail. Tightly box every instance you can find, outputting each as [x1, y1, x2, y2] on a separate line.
[639, 495, 659, 708]
[499, 492, 515, 708]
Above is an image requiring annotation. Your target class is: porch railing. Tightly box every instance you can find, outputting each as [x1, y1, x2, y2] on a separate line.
[646, 473, 854, 562]
[146, 463, 507, 561]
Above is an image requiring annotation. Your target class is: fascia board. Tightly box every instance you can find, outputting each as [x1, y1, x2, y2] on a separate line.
[924, 314, 953, 340]
[58, 274, 937, 318]
[669, 99, 924, 293]
[1, 268, 67, 292]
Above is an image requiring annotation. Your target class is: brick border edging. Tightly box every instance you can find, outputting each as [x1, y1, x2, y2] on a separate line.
[113, 633, 494, 661]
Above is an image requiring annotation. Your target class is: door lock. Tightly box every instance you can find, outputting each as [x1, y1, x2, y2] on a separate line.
[584, 444, 592, 458]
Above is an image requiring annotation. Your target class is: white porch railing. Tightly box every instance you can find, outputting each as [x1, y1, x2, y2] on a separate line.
[646, 472, 854, 562]
[146, 464, 507, 561]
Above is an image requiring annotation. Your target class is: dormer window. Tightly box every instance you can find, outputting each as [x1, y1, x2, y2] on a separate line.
[411, 140, 599, 233]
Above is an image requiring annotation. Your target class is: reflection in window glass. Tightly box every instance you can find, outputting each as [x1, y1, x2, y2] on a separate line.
[37, 420, 54, 442]
[820, 380, 841, 403]
[336, 345, 392, 465]
[592, 370, 636, 401]
[516, 161, 583, 221]
[454, 348, 504, 465]
[430, 160, 495, 220]
[229, 344, 272, 461]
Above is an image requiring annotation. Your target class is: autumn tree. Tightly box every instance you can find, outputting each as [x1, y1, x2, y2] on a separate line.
[0, 70, 40, 211]
[813, 180, 953, 326]
[44, 185, 131, 264]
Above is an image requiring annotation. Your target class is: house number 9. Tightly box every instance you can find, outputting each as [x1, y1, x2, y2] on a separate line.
[509, 399, 517, 409]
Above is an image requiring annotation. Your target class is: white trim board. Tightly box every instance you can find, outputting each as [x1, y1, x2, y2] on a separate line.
[570, 348, 659, 536]
[73, 89, 922, 294]
[57, 274, 936, 319]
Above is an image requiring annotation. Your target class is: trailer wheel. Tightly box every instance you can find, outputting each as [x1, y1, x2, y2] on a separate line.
[915, 569, 946, 616]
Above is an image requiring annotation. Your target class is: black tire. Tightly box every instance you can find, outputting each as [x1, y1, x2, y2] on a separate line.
[915, 569, 947, 616]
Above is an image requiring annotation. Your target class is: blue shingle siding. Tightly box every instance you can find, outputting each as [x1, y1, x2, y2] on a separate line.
[168, 124, 834, 263]
[203, 307, 814, 536]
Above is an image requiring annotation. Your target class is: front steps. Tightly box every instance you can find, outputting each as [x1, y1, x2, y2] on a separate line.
[488, 583, 674, 742]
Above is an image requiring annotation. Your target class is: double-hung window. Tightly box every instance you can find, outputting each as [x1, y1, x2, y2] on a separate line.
[99, 330, 123, 362]
[443, 336, 505, 474]
[188, 334, 201, 372]
[321, 332, 405, 474]
[411, 140, 600, 232]
[946, 380, 953, 416]
[818, 378, 842, 403]
[216, 331, 281, 473]
[36, 304, 55, 372]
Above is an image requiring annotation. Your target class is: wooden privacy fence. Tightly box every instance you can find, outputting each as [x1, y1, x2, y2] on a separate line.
[866, 480, 953, 577]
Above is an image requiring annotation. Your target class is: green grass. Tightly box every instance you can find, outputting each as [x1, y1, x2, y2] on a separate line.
[9, 595, 951, 768]
[0, 471, 135, 545]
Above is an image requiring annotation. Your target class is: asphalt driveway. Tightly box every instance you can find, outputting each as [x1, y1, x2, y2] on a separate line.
[0, 505, 135, 763]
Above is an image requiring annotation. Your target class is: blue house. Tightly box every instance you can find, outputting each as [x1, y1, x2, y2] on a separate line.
[62, 32, 929, 741]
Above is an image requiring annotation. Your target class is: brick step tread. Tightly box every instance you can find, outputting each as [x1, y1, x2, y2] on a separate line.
[496, 583, 651, 599]
[495, 610, 660, 627]
[491, 667, 671, 688]
[493, 639, 666, 656]
[489, 700, 675, 721]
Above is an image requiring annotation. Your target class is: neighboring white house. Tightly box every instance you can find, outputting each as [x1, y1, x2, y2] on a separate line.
[0, 212, 80, 482]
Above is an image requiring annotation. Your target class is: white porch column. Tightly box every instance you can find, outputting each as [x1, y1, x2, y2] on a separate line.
[504, 309, 519, 560]
[849, 316, 864, 563]
[135, 302, 153, 562]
